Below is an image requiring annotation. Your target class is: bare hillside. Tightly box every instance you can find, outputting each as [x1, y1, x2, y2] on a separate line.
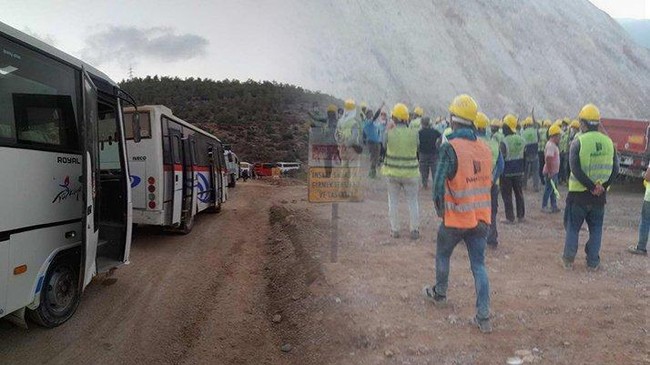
[260, 0, 650, 119]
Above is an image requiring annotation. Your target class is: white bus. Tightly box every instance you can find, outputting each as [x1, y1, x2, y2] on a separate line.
[124, 105, 228, 234]
[0, 22, 138, 327]
[224, 148, 239, 188]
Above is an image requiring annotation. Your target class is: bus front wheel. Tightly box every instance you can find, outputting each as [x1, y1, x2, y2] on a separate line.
[27, 256, 81, 328]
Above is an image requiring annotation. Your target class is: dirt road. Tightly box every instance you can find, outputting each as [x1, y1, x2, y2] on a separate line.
[1, 179, 648, 365]
[0, 180, 288, 365]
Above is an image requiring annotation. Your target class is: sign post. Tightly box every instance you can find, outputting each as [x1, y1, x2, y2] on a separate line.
[308, 127, 363, 262]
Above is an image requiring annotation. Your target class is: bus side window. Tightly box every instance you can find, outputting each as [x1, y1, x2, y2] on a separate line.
[13, 94, 79, 150]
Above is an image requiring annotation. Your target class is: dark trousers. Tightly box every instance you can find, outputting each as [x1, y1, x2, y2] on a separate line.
[559, 152, 568, 183]
[488, 184, 499, 246]
[563, 202, 605, 268]
[419, 152, 436, 187]
[500, 175, 525, 221]
[538, 151, 545, 184]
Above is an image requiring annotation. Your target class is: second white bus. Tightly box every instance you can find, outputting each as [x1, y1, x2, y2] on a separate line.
[124, 105, 228, 234]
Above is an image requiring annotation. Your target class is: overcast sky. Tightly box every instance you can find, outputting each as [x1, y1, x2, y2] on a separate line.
[1, 0, 648, 84]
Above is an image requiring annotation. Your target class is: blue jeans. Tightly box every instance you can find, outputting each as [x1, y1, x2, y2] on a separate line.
[542, 174, 559, 210]
[637, 200, 650, 252]
[563, 202, 605, 267]
[435, 222, 490, 320]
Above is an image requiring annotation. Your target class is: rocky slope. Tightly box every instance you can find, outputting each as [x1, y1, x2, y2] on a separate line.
[263, 0, 650, 119]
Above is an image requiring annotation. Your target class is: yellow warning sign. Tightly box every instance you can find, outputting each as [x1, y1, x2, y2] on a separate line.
[308, 167, 363, 203]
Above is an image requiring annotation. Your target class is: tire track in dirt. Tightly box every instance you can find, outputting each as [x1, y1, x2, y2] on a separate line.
[0, 181, 285, 365]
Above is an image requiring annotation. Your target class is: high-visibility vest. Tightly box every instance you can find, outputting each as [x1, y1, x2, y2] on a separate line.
[559, 131, 570, 153]
[444, 138, 493, 228]
[538, 128, 548, 152]
[503, 134, 525, 177]
[410, 117, 422, 130]
[479, 135, 499, 170]
[644, 180, 650, 202]
[568, 132, 614, 192]
[444, 127, 453, 136]
[521, 127, 539, 146]
[491, 130, 504, 144]
[381, 125, 420, 178]
[336, 109, 362, 147]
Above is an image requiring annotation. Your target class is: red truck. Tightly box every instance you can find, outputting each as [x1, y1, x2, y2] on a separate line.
[601, 118, 650, 178]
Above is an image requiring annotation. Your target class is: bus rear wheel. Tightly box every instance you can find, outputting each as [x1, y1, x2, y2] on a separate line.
[27, 256, 81, 328]
[179, 213, 195, 235]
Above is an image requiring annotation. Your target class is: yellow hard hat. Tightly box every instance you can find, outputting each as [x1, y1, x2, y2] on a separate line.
[327, 104, 337, 113]
[579, 103, 600, 122]
[548, 124, 562, 137]
[360, 101, 368, 109]
[344, 99, 356, 111]
[474, 112, 489, 129]
[490, 119, 503, 128]
[543, 119, 552, 127]
[554, 119, 562, 126]
[448, 94, 478, 124]
[523, 117, 533, 126]
[570, 119, 580, 129]
[414, 107, 424, 117]
[391, 103, 409, 122]
[503, 114, 518, 132]
[562, 118, 570, 125]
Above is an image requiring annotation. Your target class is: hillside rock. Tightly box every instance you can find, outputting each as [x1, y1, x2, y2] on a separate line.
[260, 0, 650, 119]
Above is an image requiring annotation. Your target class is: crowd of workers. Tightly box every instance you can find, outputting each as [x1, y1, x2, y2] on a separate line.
[311, 95, 648, 334]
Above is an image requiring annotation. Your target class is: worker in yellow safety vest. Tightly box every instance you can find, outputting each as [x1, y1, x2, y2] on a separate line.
[381, 103, 420, 240]
[410, 106, 424, 130]
[423, 94, 494, 334]
[490, 119, 504, 144]
[500, 114, 527, 223]
[562, 104, 619, 271]
[475, 112, 504, 248]
[558, 118, 571, 183]
[521, 117, 540, 192]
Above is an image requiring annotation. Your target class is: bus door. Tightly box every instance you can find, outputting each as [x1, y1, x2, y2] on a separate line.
[81, 69, 100, 286]
[208, 144, 222, 205]
[182, 135, 196, 219]
[169, 129, 184, 225]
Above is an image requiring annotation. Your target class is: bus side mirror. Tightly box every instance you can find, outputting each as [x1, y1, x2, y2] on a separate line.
[132, 112, 142, 143]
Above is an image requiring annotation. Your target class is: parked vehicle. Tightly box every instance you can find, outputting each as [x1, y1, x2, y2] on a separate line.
[254, 163, 278, 177]
[600, 118, 650, 178]
[124, 105, 228, 234]
[0, 21, 138, 327]
[276, 162, 302, 174]
[224, 148, 239, 187]
[239, 161, 252, 180]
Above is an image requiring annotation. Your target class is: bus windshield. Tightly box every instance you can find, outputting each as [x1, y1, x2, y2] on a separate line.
[0, 35, 80, 150]
[123, 111, 151, 139]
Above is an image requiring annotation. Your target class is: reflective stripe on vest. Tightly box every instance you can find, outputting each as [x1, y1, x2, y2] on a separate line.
[568, 132, 614, 192]
[381, 126, 420, 178]
[444, 138, 492, 229]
